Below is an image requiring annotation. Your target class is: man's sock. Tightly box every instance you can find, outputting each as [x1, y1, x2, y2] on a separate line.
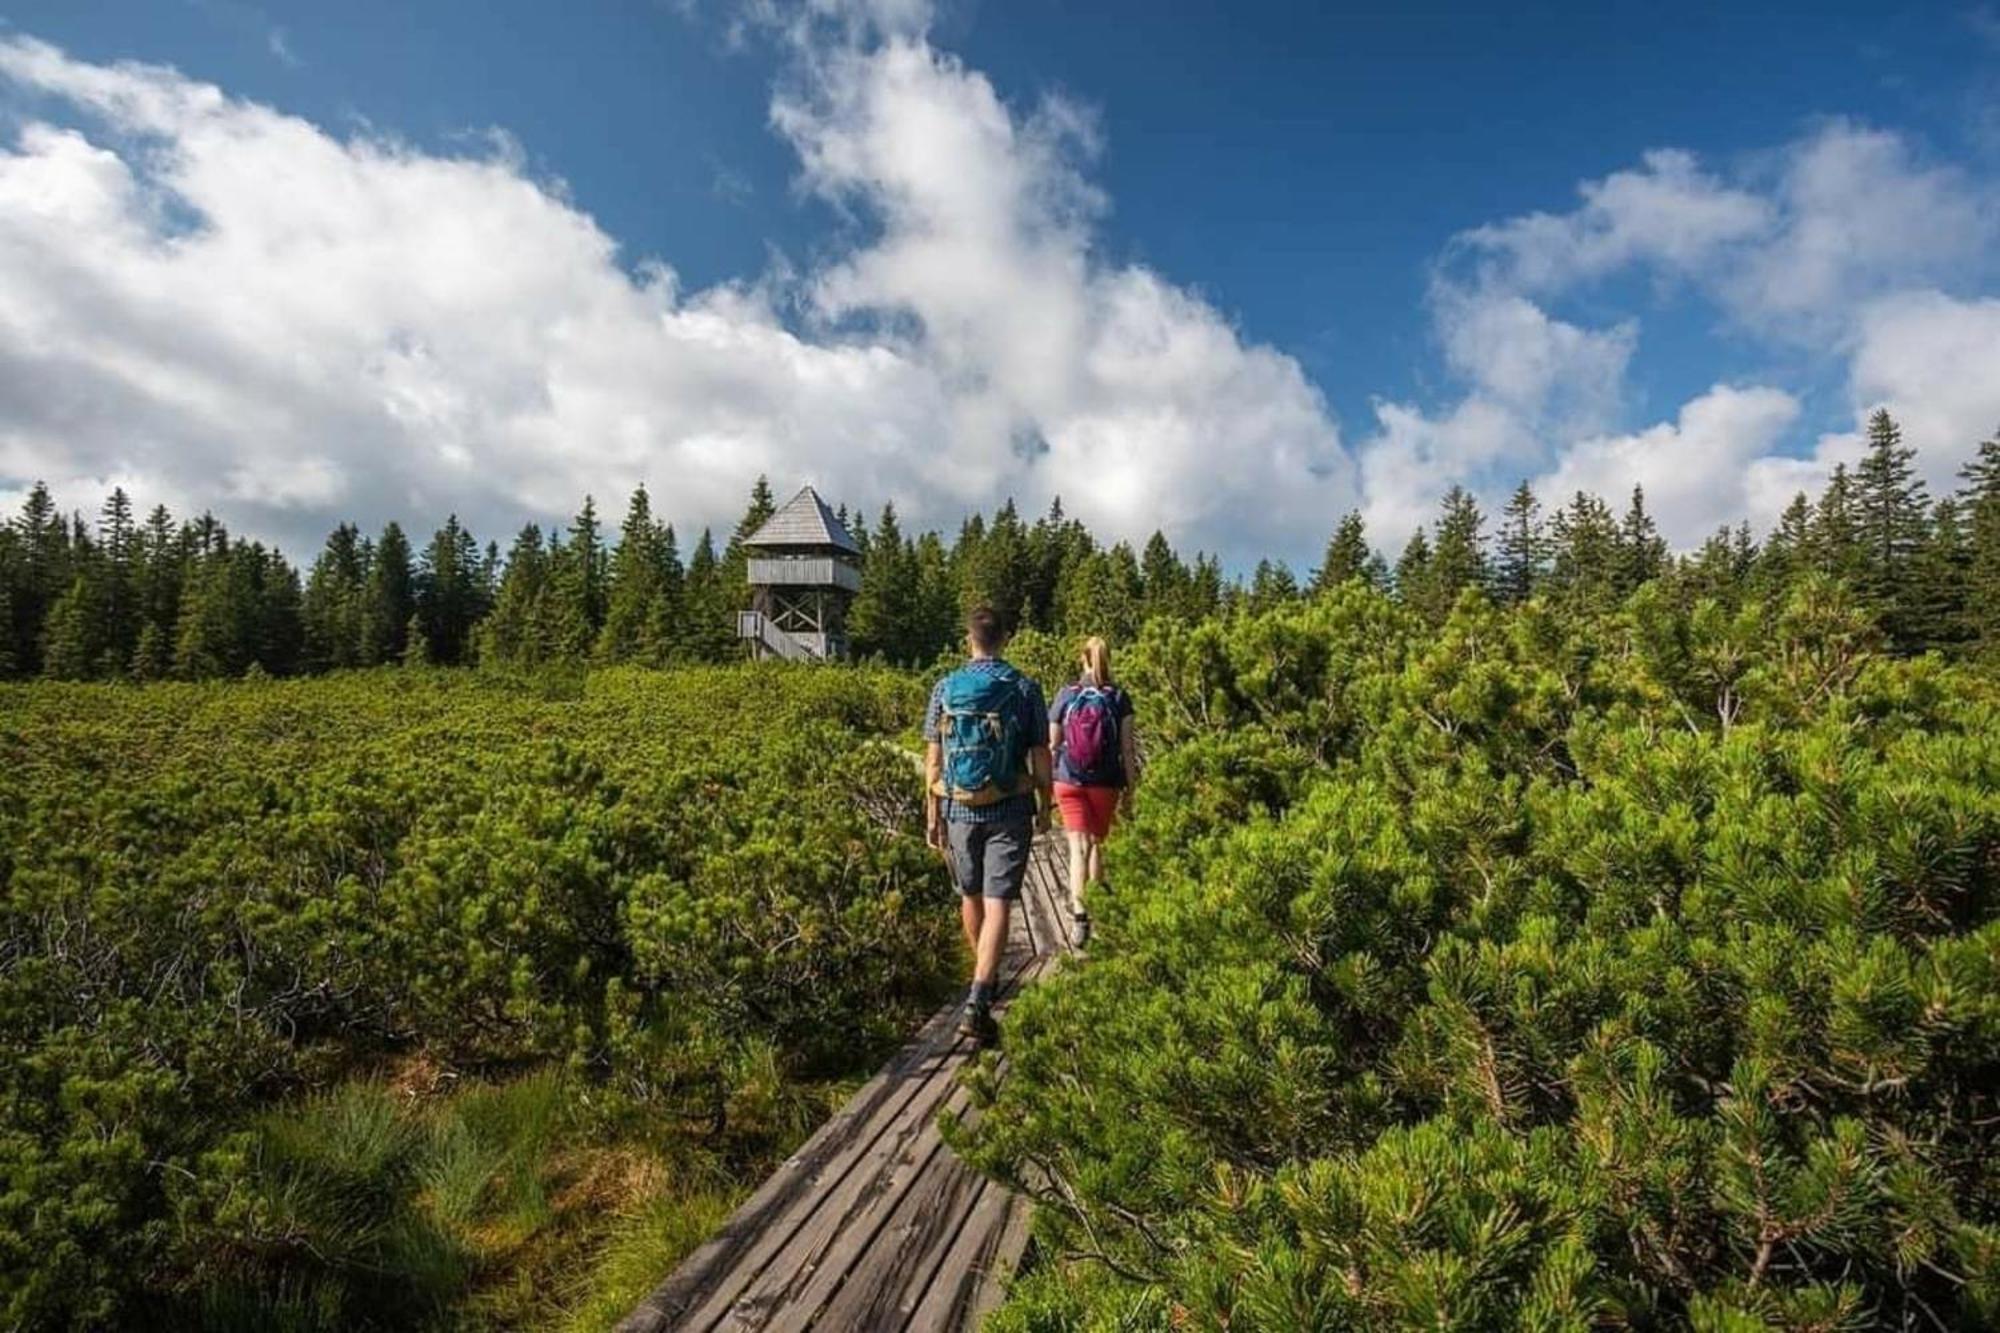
[967, 979, 996, 1011]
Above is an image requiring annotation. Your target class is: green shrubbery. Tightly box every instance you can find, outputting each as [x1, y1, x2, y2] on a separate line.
[0, 664, 954, 1329]
[961, 578, 1999, 1330]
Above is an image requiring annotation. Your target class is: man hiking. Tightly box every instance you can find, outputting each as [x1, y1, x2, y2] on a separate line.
[924, 606, 1052, 1047]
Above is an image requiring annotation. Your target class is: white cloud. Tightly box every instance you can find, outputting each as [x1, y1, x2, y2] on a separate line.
[0, 29, 1353, 564]
[774, 33, 1351, 540]
[1731, 125, 1994, 337]
[1748, 291, 2000, 516]
[1364, 118, 1998, 550]
[1537, 385, 1802, 545]
[1459, 123, 1996, 341]
[1456, 148, 1772, 296]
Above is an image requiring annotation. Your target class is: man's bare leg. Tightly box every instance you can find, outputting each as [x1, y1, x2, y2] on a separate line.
[960, 895, 983, 961]
[975, 898, 1009, 984]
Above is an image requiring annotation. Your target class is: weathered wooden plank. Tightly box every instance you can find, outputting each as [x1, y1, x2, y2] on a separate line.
[828, 946, 1064, 1330]
[621, 834, 1070, 1333]
[657, 973, 1023, 1329]
[962, 1193, 1036, 1330]
[905, 1174, 1029, 1332]
[708, 961, 1048, 1331]
[616, 1008, 958, 1330]
[618, 951, 1027, 1332]
[703, 1067, 978, 1329]
[808, 1104, 993, 1330]
[739, 1075, 982, 1329]
[1019, 840, 1071, 960]
[680, 956, 1044, 1330]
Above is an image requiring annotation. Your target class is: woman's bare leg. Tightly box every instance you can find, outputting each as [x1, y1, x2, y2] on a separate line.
[1066, 828, 1090, 917]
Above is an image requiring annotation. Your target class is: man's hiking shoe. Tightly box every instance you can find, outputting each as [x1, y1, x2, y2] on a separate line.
[957, 1005, 999, 1048]
[1068, 911, 1091, 951]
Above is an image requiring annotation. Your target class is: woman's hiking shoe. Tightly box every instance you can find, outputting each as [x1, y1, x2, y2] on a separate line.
[957, 1004, 999, 1048]
[1068, 911, 1091, 950]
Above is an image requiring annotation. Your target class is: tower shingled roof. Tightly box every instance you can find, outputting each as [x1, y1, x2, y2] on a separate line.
[743, 485, 861, 555]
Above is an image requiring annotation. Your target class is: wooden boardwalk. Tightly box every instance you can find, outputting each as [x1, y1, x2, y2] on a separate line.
[617, 839, 1074, 1333]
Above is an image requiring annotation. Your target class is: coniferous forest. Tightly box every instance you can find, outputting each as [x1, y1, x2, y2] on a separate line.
[3, 408, 1998, 1331]
[5, 411, 2000, 682]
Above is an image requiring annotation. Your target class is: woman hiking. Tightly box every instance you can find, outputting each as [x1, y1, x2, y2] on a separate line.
[1048, 636, 1137, 950]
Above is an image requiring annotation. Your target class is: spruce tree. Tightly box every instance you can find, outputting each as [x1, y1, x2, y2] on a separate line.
[130, 619, 169, 681]
[1546, 491, 1620, 613]
[483, 525, 554, 666]
[40, 575, 99, 680]
[415, 516, 485, 666]
[913, 532, 959, 662]
[301, 524, 367, 672]
[849, 503, 918, 662]
[12, 482, 67, 674]
[360, 522, 415, 666]
[1141, 530, 1190, 619]
[734, 475, 777, 548]
[637, 524, 687, 665]
[1062, 544, 1147, 638]
[1853, 408, 1930, 646]
[133, 504, 184, 665]
[1245, 559, 1299, 616]
[554, 497, 608, 655]
[1430, 486, 1489, 606]
[1394, 528, 1435, 617]
[695, 477, 773, 644]
[96, 487, 138, 674]
[1615, 485, 1667, 594]
[597, 488, 665, 664]
[401, 612, 431, 667]
[1312, 512, 1376, 593]
[1495, 482, 1547, 605]
[1906, 498, 1970, 653]
[1759, 492, 1815, 591]
[1022, 500, 1070, 631]
[683, 528, 737, 661]
[1807, 464, 1865, 585]
[249, 546, 303, 675]
[962, 500, 1031, 631]
[0, 564, 14, 678]
[1957, 429, 2000, 655]
[172, 552, 233, 679]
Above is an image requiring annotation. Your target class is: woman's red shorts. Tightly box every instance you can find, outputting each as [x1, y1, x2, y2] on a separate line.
[1054, 782, 1121, 839]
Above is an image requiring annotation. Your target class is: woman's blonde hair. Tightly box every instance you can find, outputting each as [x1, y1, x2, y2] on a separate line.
[1079, 636, 1113, 688]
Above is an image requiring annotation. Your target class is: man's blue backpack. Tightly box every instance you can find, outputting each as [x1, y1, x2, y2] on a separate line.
[935, 664, 1030, 805]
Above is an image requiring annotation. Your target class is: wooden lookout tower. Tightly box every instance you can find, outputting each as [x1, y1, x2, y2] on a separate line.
[736, 485, 862, 661]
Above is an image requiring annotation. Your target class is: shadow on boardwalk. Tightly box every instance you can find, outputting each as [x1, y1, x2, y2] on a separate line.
[618, 838, 1074, 1332]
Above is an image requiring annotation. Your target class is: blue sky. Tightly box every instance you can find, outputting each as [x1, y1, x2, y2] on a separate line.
[1, 0, 1996, 564]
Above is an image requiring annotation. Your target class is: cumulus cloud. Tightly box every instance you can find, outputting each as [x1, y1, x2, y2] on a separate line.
[1359, 119, 1999, 549]
[0, 26, 1353, 562]
[1536, 385, 1803, 545]
[1457, 123, 1996, 339]
[1454, 148, 1772, 297]
[773, 32, 1352, 540]
[1760, 291, 2000, 512]
[0, 34, 958, 557]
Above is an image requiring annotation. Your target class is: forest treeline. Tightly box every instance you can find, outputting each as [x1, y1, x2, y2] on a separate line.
[5, 410, 1998, 680]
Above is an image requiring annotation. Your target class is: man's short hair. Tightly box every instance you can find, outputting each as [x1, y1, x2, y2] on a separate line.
[966, 605, 1006, 654]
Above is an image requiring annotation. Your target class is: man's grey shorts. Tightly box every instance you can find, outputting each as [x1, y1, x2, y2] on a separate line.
[946, 820, 1031, 901]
